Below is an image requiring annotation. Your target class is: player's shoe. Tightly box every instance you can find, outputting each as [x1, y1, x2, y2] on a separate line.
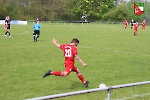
[84, 81, 89, 87]
[4, 34, 6, 36]
[9, 36, 11, 37]
[43, 70, 51, 78]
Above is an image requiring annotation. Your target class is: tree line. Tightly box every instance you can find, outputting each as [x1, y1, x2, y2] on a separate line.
[0, 0, 142, 21]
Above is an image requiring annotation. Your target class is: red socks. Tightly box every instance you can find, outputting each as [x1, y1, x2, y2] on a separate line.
[51, 71, 63, 76]
[77, 73, 86, 84]
[51, 71, 86, 84]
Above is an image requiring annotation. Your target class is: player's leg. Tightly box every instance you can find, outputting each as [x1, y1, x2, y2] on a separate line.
[43, 70, 70, 77]
[136, 29, 138, 35]
[50, 66, 72, 77]
[8, 29, 11, 37]
[36, 30, 40, 41]
[131, 24, 134, 29]
[51, 71, 64, 76]
[33, 31, 36, 42]
[134, 30, 137, 36]
[72, 66, 89, 87]
[43, 65, 72, 78]
[144, 25, 146, 30]
[124, 25, 127, 29]
[43, 70, 63, 77]
[134, 30, 136, 36]
[6, 25, 11, 37]
[4, 31, 8, 36]
[4, 28, 8, 36]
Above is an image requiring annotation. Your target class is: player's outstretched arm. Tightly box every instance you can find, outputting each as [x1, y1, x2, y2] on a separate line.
[75, 55, 87, 67]
[52, 38, 60, 48]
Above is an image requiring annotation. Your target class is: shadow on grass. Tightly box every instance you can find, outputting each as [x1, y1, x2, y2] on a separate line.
[70, 80, 90, 90]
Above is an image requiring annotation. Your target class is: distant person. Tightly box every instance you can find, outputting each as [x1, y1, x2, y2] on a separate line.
[81, 14, 87, 19]
[124, 20, 128, 29]
[43, 38, 89, 87]
[4, 16, 11, 37]
[36, 18, 39, 22]
[142, 20, 146, 30]
[134, 22, 139, 36]
[81, 14, 87, 22]
[33, 20, 41, 42]
[130, 19, 135, 29]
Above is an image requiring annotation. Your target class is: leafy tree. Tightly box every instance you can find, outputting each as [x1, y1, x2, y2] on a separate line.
[73, 0, 115, 21]
[0, 0, 7, 19]
[102, 4, 132, 21]
[0, 0, 135, 21]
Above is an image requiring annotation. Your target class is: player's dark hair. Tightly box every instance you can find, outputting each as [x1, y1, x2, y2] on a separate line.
[71, 38, 79, 43]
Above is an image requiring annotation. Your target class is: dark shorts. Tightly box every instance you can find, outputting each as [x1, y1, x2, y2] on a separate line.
[131, 24, 133, 26]
[33, 30, 40, 35]
[7, 25, 10, 29]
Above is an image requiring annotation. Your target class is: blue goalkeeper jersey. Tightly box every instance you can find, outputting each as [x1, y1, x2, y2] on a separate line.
[33, 23, 41, 30]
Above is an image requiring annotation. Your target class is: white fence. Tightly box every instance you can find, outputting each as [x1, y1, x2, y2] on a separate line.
[0, 20, 27, 25]
[25, 81, 150, 100]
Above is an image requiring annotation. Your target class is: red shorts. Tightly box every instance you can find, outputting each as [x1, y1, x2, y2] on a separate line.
[134, 28, 138, 31]
[64, 63, 78, 75]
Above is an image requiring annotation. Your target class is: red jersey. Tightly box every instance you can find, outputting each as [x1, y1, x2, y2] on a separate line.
[60, 44, 78, 64]
[142, 21, 146, 26]
[124, 20, 128, 25]
[134, 23, 139, 30]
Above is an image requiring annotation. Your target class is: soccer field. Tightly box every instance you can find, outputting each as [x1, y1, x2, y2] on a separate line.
[0, 22, 150, 100]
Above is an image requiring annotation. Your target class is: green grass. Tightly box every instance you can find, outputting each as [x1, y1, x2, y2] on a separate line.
[0, 22, 150, 100]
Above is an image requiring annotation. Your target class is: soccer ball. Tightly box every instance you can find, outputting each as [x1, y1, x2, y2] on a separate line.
[99, 83, 106, 88]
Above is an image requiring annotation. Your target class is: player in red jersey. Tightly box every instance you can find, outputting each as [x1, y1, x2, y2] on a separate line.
[43, 38, 89, 87]
[134, 22, 139, 36]
[124, 20, 128, 29]
[142, 20, 146, 30]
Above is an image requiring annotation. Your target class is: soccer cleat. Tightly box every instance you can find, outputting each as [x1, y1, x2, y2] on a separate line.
[43, 70, 51, 78]
[9, 36, 11, 37]
[4, 35, 6, 36]
[84, 81, 89, 87]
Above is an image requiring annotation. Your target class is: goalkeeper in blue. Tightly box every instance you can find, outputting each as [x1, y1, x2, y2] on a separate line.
[33, 20, 41, 42]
